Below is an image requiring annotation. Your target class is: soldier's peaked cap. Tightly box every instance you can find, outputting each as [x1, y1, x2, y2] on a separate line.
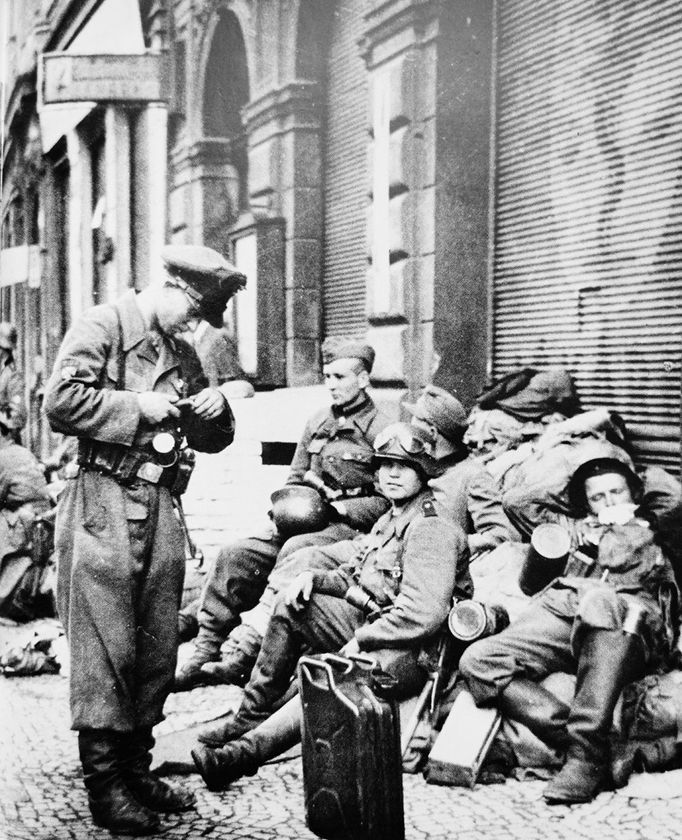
[321, 336, 375, 372]
[161, 244, 246, 328]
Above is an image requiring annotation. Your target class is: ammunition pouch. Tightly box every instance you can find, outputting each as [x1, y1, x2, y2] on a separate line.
[77, 440, 184, 492]
[169, 448, 196, 497]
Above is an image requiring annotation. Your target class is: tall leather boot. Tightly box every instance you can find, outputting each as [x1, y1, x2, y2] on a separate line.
[192, 695, 301, 791]
[544, 628, 645, 805]
[197, 607, 301, 746]
[173, 627, 223, 692]
[120, 729, 196, 813]
[499, 678, 570, 750]
[201, 624, 263, 687]
[78, 730, 161, 835]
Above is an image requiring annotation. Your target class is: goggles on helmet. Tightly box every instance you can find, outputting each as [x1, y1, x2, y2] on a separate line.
[374, 424, 431, 456]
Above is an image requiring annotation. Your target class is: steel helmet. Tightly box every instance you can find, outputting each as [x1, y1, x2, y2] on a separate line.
[270, 485, 330, 537]
[372, 422, 441, 478]
[567, 449, 641, 516]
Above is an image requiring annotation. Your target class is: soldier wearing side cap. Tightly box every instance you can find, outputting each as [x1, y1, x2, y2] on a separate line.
[404, 384, 517, 556]
[43, 244, 245, 836]
[174, 336, 392, 693]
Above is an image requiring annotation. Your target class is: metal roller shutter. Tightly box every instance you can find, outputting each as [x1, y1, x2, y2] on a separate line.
[492, 0, 682, 470]
[322, 0, 368, 337]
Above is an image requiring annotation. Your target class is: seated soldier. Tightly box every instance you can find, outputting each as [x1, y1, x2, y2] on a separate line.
[0, 411, 54, 620]
[198, 384, 515, 693]
[405, 384, 516, 557]
[0, 322, 27, 443]
[174, 338, 392, 691]
[191, 422, 473, 790]
[458, 455, 678, 805]
[502, 427, 681, 539]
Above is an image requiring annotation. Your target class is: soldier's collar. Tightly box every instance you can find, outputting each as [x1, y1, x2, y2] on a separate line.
[116, 290, 149, 351]
[390, 489, 434, 536]
[331, 391, 371, 419]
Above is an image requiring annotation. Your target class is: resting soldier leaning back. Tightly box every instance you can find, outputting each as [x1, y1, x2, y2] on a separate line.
[459, 454, 679, 805]
[175, 337, 392, 691]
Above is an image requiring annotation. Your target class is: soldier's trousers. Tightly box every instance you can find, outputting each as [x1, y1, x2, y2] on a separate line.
[198, 522, 358, 639]
[240, 592, 427, 720]
[56, 470, 185, 732]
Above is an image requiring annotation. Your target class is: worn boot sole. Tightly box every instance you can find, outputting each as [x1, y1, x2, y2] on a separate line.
[191, 744, 258, 792]
[89, 800, 161, 835]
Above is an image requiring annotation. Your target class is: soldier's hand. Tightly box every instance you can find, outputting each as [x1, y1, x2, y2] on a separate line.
[339, 637, 360, 658]
[284, 572, 314, 610]
[137, 392, 181, 423]
[186, 388, 226, 420]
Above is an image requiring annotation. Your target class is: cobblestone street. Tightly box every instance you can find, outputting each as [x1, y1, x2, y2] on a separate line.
[2, 392, 682, 840]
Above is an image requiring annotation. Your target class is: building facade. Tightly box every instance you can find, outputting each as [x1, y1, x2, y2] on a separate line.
[1, 0, 681, 470]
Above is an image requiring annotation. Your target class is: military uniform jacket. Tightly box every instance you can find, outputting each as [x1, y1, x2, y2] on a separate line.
[429, 453, 515, 547]
[287, 393, 391, 531]
[311, 489, 473, 651]
[43, 289, 234, 454]
[0, 438, 51, 564]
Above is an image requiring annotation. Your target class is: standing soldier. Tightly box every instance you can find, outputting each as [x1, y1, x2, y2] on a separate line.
[43, 245, 245, 835]
[0, 322, 27, 441]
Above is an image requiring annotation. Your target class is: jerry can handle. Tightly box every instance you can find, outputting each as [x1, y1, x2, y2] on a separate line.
[298, 655, 348, 691]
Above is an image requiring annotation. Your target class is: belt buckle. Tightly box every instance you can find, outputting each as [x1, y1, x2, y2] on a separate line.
[136, 462, 164, 484]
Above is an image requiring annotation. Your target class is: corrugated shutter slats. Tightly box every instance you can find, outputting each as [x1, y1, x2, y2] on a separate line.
[493, 0, 682, 470]
[321, 0, 368, 337]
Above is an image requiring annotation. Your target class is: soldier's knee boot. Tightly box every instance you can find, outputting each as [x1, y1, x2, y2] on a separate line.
[198, 608, 300, 746]
[499, 677, 570, 750]
[78, 730, 161, 835]
[173, 627, 223, 692]
[192, 696, 301, 791]
[544, 628, 645, 805]
[200, 624, 262, 687]
[120, 730, 196, 813]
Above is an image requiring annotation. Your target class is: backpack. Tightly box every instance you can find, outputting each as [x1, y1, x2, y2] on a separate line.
[617, 671, 682, 743]
[477, 368, 538, 411]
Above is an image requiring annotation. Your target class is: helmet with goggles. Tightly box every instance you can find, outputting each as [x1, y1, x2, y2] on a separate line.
[373, 422, 441, 478]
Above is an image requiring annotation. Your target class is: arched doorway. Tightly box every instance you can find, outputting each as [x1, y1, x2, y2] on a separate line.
[200, 8, 250, 254]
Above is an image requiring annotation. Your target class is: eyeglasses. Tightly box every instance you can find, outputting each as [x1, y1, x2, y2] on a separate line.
[374, 426, 430, 455]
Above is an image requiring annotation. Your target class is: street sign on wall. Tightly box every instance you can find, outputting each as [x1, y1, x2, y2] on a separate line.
[40, 52, 168, 105]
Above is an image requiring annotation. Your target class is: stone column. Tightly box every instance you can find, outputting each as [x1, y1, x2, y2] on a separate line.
[103, 105, 131, 299]
[432, 0, 494, 408]
[133, 102, 168, 286]
[66, 129, 93, 318]
[242, 81, 323, 386]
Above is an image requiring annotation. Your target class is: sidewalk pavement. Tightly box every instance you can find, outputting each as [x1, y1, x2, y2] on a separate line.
[2, 390, 682, 838]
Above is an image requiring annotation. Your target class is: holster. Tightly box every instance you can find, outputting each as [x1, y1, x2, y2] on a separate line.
[169, 448, 196, 497]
